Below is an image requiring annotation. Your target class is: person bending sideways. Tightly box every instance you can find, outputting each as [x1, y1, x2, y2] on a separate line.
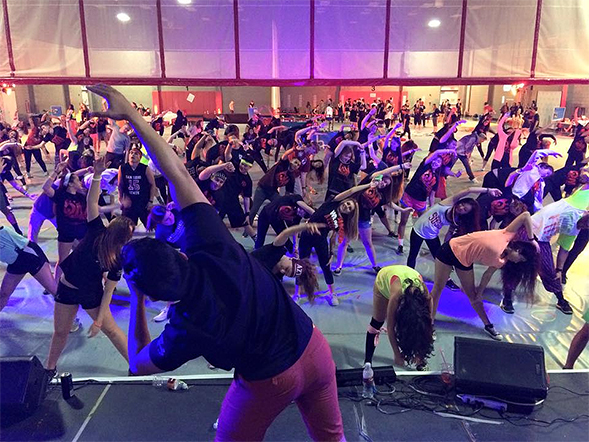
[429, 212, 540, 341]
[88, 84, 345, 442]
[364, 265, 434, 372]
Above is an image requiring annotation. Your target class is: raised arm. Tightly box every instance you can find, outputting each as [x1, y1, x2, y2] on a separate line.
[424, 148, 455, 165]
[88, 84, 209, 209]
[334, 140, 361, 158]
[198, 162, 234, 181]
[87, 157, 107, 221]
[273, 223, 325, 247]
[361, 107, 377, 130]
[496, 113, 509, 137]
[334, 182, 372, 202]
[296, 200, 315, 215]
[42, 162, 67, 198]
[439, 120, 466, 144]
[440, 187, 502, 206]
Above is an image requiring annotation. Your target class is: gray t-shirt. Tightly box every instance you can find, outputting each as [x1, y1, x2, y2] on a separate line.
[106, 129, 130, 155]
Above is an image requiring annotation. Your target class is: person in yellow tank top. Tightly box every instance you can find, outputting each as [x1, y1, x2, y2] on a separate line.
[364, 265, 434, 371]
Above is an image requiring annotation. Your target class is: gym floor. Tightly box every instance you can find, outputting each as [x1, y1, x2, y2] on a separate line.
[1, 122, 588, 381]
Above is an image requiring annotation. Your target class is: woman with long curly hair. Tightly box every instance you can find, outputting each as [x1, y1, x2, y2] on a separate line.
[429, 211, 540, 341]
[364, 265, 434, 372]
[45, 157, 135, 377]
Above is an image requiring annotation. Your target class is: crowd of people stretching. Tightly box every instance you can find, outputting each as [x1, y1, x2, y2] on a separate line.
[1, 86, 588, 440]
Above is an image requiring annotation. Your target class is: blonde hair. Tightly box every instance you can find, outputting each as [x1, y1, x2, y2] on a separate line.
[339, 199, 359, 240]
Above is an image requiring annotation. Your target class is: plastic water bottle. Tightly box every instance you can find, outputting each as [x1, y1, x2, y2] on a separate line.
[362, 363, 375, 399]
[152, 376, 189, 390]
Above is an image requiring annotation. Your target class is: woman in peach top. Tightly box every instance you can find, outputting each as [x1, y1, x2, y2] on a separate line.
[429, 212, 540, 340]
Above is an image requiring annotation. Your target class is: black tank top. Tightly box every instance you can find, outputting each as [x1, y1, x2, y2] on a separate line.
[120, 163, 150, 204]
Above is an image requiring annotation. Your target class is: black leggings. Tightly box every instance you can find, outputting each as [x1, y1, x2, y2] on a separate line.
[255, 210, 290, 250]
[154, 175, 168, 203]
[407, 229, 441, 269]
[24, 149, 47, 174]
[563, 228, 589, 278]
[299, 232, 333, 285]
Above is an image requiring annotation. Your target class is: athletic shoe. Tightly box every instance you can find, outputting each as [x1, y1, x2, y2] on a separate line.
[556, 299, 573, 315]
[347, 245, 354, 253]
[445, 279, 460, 291]
[327, 295, 339, 306]
[45, 368, 57, 380]
[500, 298, 515, 314]
[432, 330, 437, 341]
[387, 231, 398, 238]
[372, 266, 382, 274]
[500, 299, 515, 314]
[154, 306, 170, 322]
[333, 268, 342, 276]
[469, 178, 480, 184]
[396, 245, 404, 255]
[484, 324, 503, 341]
[70, 318, 81, 333]
[561, 274, 568, 285]
[416, 362, 428, 371]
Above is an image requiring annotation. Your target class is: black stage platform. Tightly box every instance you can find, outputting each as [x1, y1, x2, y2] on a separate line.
[2, 372, 588, 441]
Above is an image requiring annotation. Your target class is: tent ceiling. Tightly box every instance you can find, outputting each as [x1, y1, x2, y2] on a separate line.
[0, 0, 587, 85]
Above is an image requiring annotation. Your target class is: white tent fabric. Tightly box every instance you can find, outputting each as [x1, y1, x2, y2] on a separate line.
[536, 0, 589, 78]
[0, 0, 587, 82]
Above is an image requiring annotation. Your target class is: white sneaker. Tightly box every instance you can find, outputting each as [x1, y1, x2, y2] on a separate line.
[327, 295, 339, 306]
[154, 306, 170, 322]
[70, 318, 81, 333]
[469, 178, 480, 184]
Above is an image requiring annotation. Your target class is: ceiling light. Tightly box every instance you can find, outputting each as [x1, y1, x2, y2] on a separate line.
[117, 12, 131, 22]
[428, 19, 441, 28]
[178, 0, 192, 4]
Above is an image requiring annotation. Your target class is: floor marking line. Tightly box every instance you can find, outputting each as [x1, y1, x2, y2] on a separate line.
[71, 384, 111, 442]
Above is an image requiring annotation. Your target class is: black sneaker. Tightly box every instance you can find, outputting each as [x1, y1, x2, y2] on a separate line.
[387, 231, 398, 238]
[445, 279, 460, 291]
[46, 368, 57, 380]
[484, 324, 503, 341]
[561, 274, 568, 285]
[333, 267, 342, 276]
[396, 245, 404, 255]
[500, 298, 515, 314]
[556, 299, 573, 315]
[372, 266, 382, 274]
[347, 245, 354, 253]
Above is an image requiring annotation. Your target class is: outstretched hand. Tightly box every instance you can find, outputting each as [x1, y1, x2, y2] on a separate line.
[93, 156, 110, 176]
[488, 188, 502, 197]
[87, 84, 136, 121]
[305, 222, 327, 235]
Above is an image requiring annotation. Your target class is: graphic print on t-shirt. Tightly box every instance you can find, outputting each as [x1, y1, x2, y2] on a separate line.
[337, 163, 350, 177]
[63, 198, 86, 221]
[427, 211, 444, 230]
[275, 170, 289, 187]
[361, 187, 381, 209]
[420, 169, 437, 194]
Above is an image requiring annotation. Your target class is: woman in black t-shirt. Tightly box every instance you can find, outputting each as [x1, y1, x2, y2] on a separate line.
[42, 162, 89, 283]
[248, 157, 301, 225]
[45, 157, 135, 376]
[298, 186, 363, 306]
[396, 149, 455, 254]
[325, 140, 365, 201]
[334, 163, 411, 275]
[254, 194, 314, 250]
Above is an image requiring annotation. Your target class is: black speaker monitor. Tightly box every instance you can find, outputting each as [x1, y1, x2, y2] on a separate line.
[454, 337, 548, 404]
[0, 355, 49, 415]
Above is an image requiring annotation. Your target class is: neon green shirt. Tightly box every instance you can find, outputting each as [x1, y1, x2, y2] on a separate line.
[375, 265, 424, 299]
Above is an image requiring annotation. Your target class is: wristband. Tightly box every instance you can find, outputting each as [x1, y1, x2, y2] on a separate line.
[92, 177, 101, 182]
